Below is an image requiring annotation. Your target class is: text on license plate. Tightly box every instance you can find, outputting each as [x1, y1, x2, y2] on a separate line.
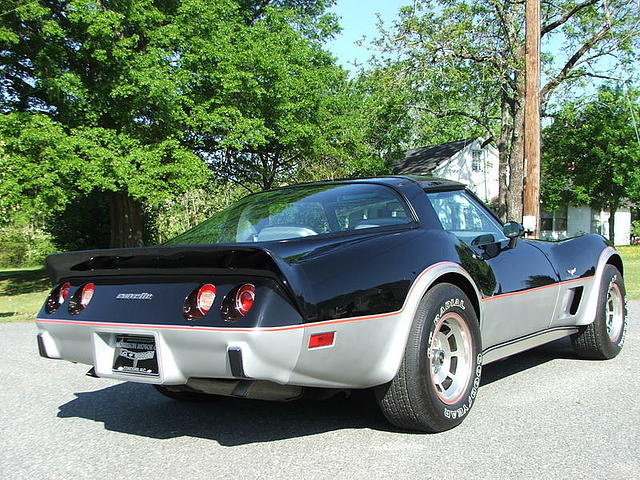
[112, 335, 159, 376]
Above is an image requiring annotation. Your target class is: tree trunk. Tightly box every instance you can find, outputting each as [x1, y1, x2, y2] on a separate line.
[259, 153, 276, 191]
[109, 191, 144, 248]
[608, 204, 617, 244]
[507, 95, 525, 221]
[497, 89, 512, 221]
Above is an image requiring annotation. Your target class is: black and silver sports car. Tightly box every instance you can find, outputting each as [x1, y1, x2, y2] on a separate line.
[36, 176, 627, 432]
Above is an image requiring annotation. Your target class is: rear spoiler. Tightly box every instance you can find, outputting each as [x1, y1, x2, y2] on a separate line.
[45, 244, 305, 315]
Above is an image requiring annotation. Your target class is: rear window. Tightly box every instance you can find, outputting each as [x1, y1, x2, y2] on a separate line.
[166, 183, 413, 245]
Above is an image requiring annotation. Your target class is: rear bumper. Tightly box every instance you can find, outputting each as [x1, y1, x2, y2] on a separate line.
[35, 312, 406, 388]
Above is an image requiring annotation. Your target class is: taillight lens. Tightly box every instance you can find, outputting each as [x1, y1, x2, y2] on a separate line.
[235, 284, 255, 316]
[184, 284, 217, 319]
[45, 282, 71, 314]
[221, 283, 256, 321]
[197, 284, 217, 314]
[69, 283, 95, 314]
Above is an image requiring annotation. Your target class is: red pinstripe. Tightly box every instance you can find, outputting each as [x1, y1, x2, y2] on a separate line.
[36, 261, 460, 333]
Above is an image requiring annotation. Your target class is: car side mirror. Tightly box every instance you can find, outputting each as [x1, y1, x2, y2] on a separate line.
[503, 221, 524, 249]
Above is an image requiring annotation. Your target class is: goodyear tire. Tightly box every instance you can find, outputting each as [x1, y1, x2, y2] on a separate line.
[572, 265, 627, 360]
[376, 283, 482, 432]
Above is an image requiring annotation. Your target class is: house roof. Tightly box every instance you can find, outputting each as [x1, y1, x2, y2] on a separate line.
[394, 138, 477, 174]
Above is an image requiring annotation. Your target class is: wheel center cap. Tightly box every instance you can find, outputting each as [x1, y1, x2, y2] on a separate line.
[432, 349, 446, 372]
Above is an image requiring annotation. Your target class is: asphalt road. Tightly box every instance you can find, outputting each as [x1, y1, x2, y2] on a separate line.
[1, 303, 639, 480]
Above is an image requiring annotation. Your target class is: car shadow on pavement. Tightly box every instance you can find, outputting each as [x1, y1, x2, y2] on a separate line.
[481, 337, 579, 386]
[57, 337, 580, 444]
[57, 384, 394, 445]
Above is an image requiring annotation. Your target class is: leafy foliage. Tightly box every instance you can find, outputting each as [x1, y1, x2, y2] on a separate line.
[0, 114, 77, 219]
[145, 180, 246, 245]
[46, 192, 112, 252]
[0, 0, 379, 250]
[370, 0, 640, 219]
[179, 3, 347, 190]
[631, 220, 640, 242]
[542, 84, 640, 240]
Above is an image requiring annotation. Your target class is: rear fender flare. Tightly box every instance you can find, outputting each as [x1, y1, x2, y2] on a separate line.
[376, 262, 483, 384]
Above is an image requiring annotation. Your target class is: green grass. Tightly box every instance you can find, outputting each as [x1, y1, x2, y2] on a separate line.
[618, 245, 640, 300]
[0, 267, 49, 322]
[0, 245, 638, 323]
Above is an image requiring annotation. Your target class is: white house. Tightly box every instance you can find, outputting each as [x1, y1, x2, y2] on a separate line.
[396, 138, 499, 203]
[394, 137, 632, 245]
[541, 206, 631, 245]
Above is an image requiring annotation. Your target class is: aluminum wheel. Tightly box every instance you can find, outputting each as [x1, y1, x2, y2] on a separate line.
[605, 282, 624, 342]
[429, 312, 473, 404]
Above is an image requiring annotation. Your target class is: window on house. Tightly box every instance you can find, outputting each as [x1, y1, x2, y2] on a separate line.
[540, 212, 553, 232]
[555, 209, 568, 231]
[540, 206, 568, 232]
[591, 210, 604, 236]
[471, 150, 482, 172]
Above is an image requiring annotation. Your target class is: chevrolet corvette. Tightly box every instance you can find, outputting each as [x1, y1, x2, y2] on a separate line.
[36, 176, 627, 432]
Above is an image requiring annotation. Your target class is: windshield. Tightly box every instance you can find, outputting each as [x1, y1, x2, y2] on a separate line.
[166, 183, 413, 245]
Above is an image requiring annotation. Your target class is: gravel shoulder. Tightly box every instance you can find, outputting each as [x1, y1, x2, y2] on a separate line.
[1, 302, 638, 479]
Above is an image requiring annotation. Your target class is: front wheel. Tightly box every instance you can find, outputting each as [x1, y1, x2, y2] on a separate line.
[572, 264, 627, 360]
[376, 283, 482, 432]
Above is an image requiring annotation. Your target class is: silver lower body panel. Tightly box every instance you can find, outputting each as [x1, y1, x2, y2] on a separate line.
[36, 312, 406, 389]
[481, 326, 578, 365]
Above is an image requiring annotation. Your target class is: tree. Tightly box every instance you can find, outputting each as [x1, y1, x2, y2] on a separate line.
[343, 67, 424, 174]
[541, 84, 640, 242]
[347, 62, 488, 171]
[177, 3, 348, 191]
[371, 0, 640, 220]
[0, 0, 347, 246]
[0, 0, 215, 247]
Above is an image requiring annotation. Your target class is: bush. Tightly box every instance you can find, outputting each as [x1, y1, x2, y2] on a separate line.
[631, 220, 640, 245]
[0, 229, 27, 267]
[145, 181, 246, 245]
[0, 225, 57, 268]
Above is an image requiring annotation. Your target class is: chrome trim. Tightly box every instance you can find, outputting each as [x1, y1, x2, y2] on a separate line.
[482, 327, 578, 365]
[429, 312, 473, 404]
[605, 281, 624, 341]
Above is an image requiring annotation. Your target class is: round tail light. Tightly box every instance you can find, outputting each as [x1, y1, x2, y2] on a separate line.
[184, 284, 217, 319]
[45, 282, 71, 314]
[235, 284, 255, 316]
[69, 283, 95, 314]
[221, 283, 257, 322]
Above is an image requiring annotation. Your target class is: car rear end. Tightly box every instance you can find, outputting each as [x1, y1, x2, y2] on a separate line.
[35, 180, 422, 396]
[35, 246, 313, 394]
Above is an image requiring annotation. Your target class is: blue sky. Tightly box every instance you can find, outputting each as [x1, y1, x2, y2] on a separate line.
[325, 1, 591, 78]
[325, 1, 410, 71]
[324, 1, 626, 101]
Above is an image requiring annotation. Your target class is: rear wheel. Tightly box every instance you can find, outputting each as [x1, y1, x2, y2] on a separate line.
[572, 264, 627, 360]
[376, 283, 482, 432]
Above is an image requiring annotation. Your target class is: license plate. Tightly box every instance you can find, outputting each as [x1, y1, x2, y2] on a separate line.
[112, 335, 159, 376]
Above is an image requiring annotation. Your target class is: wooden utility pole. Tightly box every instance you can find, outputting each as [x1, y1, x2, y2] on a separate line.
[523, 0, 541, 237]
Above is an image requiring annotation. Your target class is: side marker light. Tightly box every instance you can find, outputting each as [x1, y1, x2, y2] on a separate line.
[308, 332, 335, 349]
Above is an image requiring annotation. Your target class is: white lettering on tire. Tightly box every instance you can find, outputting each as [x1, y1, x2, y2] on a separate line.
[428, 297, 466, 347]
